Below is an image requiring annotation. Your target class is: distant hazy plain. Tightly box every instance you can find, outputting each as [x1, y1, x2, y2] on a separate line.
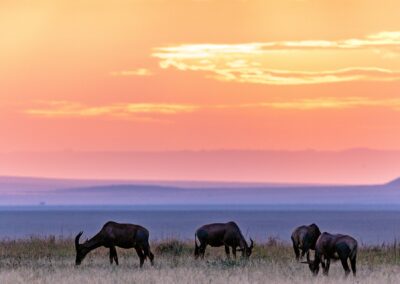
[1, 206, 400, 244]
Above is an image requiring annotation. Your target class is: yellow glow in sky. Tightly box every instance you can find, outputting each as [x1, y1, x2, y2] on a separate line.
[1, 0, 400, 153]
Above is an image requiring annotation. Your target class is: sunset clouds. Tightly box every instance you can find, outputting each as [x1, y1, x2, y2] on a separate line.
[239, 97, 400, 111]
[110, 68, 153, 77]
[25, 97, 400, 119]
[2, 0, 400, 158]
[26, 101, 197, 119]
[153, 32, 400, 85]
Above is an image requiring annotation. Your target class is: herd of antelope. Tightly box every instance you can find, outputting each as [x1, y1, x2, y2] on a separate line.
[74, 221, 358, 277]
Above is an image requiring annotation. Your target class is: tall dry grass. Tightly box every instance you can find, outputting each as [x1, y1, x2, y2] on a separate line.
[1, 236, 400, 283]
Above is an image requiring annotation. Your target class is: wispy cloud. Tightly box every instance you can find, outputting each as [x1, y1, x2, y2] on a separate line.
[25, 97, 400, 119]
[25, 101, 197, 119]
[235, 97, 400, 110]
[110, 68, 153, 77]
[153, 32, 400, 85]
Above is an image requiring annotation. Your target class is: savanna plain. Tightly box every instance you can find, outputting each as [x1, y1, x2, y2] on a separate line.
[1, 237, 400, 283]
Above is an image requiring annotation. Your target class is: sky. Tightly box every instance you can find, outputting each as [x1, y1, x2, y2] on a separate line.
[1, 0, 400, 182]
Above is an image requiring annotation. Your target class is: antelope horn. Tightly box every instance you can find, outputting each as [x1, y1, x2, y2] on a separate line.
[250, 238, 254, 248]
[75, 231, 83, 248]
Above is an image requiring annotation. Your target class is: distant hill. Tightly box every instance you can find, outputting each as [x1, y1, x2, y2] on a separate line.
[386, 177, 400, 188]
[0, 175, 305, 193]
[0, 175, 399, 206]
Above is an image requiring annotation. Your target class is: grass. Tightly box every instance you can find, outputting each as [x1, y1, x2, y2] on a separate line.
[1, 236, 400, 283]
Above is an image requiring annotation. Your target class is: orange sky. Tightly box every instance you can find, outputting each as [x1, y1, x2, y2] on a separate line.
[2, 0, 400, 152]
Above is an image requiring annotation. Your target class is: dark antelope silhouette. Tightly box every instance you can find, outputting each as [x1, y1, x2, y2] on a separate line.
[302, 232, 358, 277]
[291, 223, 321, 261]
[194, 221, 254, 259]
[75, 221, 154, 267]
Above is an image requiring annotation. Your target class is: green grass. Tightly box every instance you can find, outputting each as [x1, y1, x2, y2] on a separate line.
[1, 236, 400, 283]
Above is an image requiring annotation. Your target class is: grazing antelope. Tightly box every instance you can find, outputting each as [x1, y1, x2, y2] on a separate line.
[291, 223, 321, 261]
[303, 232, 358, 277]
[194, 221, 254, 259]
[75, 221, 154, 268]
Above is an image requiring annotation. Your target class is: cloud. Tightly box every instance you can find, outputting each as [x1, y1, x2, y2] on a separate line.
[153, 32, 400, 85]
[235, 97, 400, 110]
[110, 68, 153, 77]
[25, 101, 197, 119]
[25, 97, 400, 120]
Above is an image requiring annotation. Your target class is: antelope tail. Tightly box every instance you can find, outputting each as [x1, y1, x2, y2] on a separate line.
[194, 234, 200, 257]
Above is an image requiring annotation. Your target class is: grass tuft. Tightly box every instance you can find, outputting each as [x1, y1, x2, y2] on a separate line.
[2, 237, 400, 283]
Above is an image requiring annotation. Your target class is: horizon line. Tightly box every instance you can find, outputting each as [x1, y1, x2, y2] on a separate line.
[0, 174, 395, 188]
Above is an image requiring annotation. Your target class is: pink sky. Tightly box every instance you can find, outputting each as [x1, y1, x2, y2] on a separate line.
[1, 1, 400, 182]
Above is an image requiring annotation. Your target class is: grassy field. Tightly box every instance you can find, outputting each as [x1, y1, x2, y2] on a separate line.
[1, 236, 400, 283]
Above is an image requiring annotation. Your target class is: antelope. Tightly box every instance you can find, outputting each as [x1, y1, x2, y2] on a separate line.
[303, 232, 358, 277]
[291, 223, 321, 261]
[75, 221, 154, 268]
[194, 221, 254, 259]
